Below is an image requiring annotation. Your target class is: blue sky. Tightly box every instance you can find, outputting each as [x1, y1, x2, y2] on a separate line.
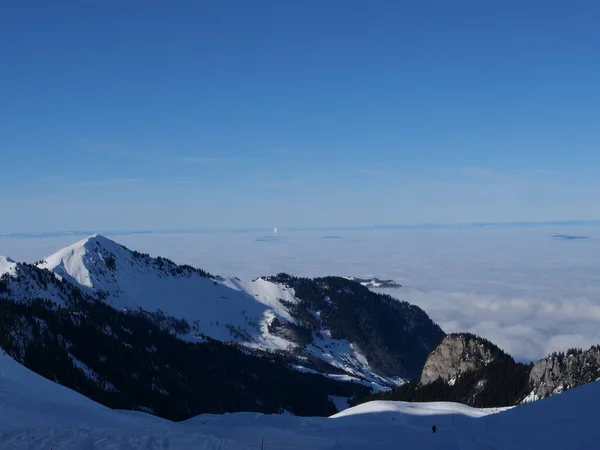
[2, 1, 600, 233]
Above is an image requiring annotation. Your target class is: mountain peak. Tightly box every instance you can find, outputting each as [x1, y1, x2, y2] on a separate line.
[80, 233, 119, 249]
[87, 233, 109, 241]
[37, 234, 213, 297]
[37, 234, 124, 289]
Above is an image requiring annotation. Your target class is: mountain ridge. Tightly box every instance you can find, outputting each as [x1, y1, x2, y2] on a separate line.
[0, 234, 446, 420]
[29, 235, 444, 384]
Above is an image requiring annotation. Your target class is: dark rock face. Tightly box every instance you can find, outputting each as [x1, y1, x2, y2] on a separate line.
[525, 347, 600, 401]
[355, 333, 532, 408]
[420, 333, 505, 385]
[267, 317, 313, 346]
[265, 274, 445, 380]
[356, 334, 600, 409]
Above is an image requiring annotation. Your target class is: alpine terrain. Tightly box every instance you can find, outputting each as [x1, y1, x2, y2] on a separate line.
[359, 333, 600, 410]
[0, 234, 443, 420]
[0, 346, 596, 449]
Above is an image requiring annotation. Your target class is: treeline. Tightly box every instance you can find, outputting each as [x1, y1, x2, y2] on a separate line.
[264, 274, 445, 380]
[127, 247, 214, 279]
[354, 356, 533, 408]
[0, 288, 369, 421]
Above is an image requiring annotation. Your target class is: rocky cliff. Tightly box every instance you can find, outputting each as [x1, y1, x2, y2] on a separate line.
[358, 335, 600, 410]
[524, 346, 600, 402]
[359, 333, 531, 408]
[420, 333, 505, 385]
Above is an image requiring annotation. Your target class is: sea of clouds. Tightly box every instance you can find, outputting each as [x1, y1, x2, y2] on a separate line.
[2, 226, 600, 362]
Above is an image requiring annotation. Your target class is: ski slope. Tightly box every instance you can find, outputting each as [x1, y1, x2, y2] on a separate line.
[0, 348, 596, 449]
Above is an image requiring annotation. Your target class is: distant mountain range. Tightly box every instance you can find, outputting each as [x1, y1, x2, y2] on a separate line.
[2, 220, 599, 238]
[344, 277, 401, 288]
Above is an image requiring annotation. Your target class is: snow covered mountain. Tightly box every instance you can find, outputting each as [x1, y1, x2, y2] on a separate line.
[33, 234, 443, 385]
[0, 257, 91, 307]
[0, 262, 370, 419]
[0, 234, 446, 421]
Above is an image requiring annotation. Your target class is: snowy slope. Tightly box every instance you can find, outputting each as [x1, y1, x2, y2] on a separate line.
[0, 256, 17, 277]
[38, 235, 275, 343]
[0, 347, 497, 448]
[34, 235, 409, 387]
[0, 258, 87, 306]
[332, 399, 509, 422]
[0, 351, 165, 429]
[1, 342, 597, 450]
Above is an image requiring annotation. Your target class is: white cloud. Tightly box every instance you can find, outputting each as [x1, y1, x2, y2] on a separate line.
[3, 226, 600, 362]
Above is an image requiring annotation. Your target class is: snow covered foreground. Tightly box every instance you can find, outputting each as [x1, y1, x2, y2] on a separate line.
[0, 351, 594, 449]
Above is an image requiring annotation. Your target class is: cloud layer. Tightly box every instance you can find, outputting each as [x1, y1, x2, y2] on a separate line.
[3, 227, 600, 361]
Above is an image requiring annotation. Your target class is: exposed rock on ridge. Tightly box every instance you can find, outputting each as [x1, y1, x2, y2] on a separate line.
[420, 333, 505, 385]
[525, 346, 600, 402]
[359, 335, 600, 410]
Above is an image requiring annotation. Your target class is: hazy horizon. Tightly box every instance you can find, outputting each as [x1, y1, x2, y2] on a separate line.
[3, 225, 600, 362]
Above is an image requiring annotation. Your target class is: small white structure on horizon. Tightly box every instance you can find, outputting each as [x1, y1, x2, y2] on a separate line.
[273, 226, 278, 234]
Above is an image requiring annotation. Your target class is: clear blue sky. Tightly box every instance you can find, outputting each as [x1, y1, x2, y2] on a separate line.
[2, 1, 600, 233]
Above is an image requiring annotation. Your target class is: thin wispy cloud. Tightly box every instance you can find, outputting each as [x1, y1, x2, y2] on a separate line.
[268, 148, 294, 155]
[165, 155, 241, 164]
[145, 154, 245, 165]
[255, 179, 301, 189]
[353, 169, 389, 176]
[71, 178, 140, 187]
[422, 166, 600, 185]
[73, 138, 132, 156]
[74, 139, 244, 166]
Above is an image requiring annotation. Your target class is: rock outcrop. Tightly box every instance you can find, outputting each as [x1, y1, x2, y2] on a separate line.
[420, 333, 505, 385]
[524, 346, 600, 402]
[359, 335, 600, 410]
